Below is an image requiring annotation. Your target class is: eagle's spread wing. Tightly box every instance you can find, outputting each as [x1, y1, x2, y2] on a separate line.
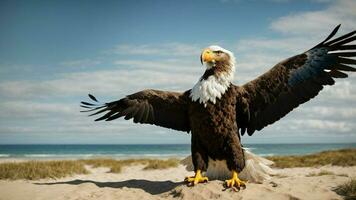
[81, 89, 191, 132]
[236, 25, 356, 136]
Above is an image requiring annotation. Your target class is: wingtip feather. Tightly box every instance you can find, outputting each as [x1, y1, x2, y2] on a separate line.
[313, 24, 341, 48]
[88, 94, 99, 102]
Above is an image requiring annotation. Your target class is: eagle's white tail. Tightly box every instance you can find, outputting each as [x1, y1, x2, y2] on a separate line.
[180, 149, 275, 183]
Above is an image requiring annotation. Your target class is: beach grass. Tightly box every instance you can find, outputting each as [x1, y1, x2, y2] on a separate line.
[0, 160, 89, 180]
[80, 158, 179, 173]
[334, 179, 356, 200]
[143, 158, 179, 170]
[0, 158, 180, 180]
[267, 148, 356, 168]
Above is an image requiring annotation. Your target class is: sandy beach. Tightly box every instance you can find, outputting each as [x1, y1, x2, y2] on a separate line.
[0, 161, 354, 200]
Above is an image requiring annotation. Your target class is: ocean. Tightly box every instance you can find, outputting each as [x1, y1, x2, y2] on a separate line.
[0, 143, 355, 160]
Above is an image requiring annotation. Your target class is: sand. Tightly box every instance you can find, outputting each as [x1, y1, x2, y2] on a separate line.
[0, 163, 354, 200]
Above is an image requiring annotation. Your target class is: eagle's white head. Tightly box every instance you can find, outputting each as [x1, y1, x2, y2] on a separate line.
[190, 45, 236, 106]
[200, 45, 236, 70]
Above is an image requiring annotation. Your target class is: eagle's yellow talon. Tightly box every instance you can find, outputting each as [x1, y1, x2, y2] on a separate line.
[185, 170, 208, 186]
[225, 170, 246, 190]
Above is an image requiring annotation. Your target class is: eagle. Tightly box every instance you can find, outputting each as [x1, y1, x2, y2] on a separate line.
[81, 25, 356, 190]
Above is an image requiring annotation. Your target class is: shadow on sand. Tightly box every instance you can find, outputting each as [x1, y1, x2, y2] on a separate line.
[35, 179, 184, 195]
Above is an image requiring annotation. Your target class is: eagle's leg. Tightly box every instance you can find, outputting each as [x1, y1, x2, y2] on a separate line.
[225, 170, 246, 190]
[224, 135, 246, 190]
[184, 169, 209, 186]
[185, 136, 209, 186]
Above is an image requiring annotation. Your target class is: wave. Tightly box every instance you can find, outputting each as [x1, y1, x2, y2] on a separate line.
[18, 153, 189, 159]
[0, 154, 10, 157]
[112, 153, 189, 159]
[258, 153, 274, 157]
[24, 154, 98, 158]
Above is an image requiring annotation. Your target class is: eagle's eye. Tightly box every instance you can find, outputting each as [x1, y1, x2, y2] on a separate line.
[214, 50, 223, 55]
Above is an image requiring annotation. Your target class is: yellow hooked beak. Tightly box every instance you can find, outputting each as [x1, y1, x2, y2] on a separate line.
[200, 49, 215, 65]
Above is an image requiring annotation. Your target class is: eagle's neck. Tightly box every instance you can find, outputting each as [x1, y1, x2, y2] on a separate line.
[190, 62, 235, 106]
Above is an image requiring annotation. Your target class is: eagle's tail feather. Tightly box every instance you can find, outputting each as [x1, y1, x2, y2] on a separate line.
[180, 149, 275, 183]
[239, 150, 275, 183]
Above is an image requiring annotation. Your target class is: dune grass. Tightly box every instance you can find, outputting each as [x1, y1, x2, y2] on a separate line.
[0, 160, 89, 180]
[143, 158, 179, 170]
[80, 158, 179, 172]
[267, 148, 356, 168]
[334, 179, 356, 200]
[0, 158, 180, 180]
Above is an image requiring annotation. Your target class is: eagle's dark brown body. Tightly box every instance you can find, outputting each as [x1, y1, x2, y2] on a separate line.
[188, 86, 245, 172]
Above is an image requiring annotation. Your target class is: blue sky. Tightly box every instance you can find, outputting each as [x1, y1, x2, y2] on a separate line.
[0, 0, 355, 144]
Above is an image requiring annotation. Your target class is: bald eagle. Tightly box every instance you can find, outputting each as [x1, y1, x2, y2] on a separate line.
[81, 25, 356, 190]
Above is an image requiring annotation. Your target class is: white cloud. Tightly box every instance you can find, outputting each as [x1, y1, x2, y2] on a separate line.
[111, 43, 202, 57]
[60, 59, 102, 68]
[0, 101, 73, 119]
[293, 119, 353, 132]
[312, 0, 333, 3]
[271, 0, 356, 35]
[236, 37, 312, 54]
[304, 106, 356, 119]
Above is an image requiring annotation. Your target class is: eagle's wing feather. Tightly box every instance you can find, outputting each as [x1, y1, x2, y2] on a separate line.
[81, 89, 191, 132]
[236, 25, 356, 136]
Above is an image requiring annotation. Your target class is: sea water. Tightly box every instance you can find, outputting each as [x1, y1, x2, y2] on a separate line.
[0, 143, 355, 159]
